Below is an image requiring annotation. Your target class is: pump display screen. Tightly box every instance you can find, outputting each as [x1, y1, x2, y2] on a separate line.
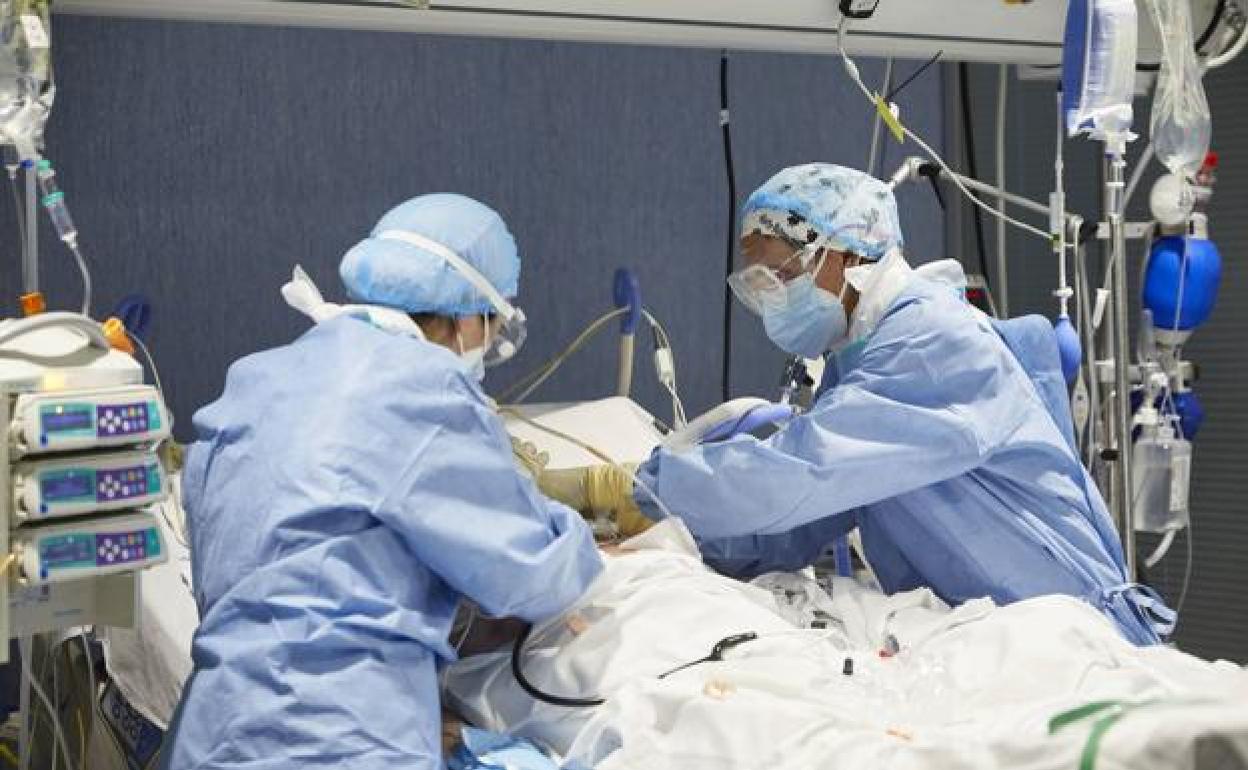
[41, 409, 93, 433]
[39, 534, 95, 568]
[41, 473, 93, 501]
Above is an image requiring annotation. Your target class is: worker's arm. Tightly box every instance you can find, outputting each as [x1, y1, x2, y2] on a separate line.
[696, 512, 859, 578]
[378, 373, 603, 622]
[634, 298, 1024, 540]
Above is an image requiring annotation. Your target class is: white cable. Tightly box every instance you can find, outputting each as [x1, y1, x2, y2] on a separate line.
[1122, 143, 1157, 216]
[20, 638, 72, 770]
[453, 603, 478, 654]
[79, 631, 98, 755]
[1205, 14, 1248, 68]
[67, 242, 91, 317]
[500, 309, 625, 404]
[129, 332, 166, 403]
[1145, 528, 1178, 568]
[643, 310, 687, 427]
[867, 58, 894, 177]
[836, 17, 1050, 243]
[1175, 523, 1194, 617]
[904, 127, 1051, 241]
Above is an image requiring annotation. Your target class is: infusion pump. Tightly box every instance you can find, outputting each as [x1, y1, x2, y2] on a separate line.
[0, 314, 171, 660]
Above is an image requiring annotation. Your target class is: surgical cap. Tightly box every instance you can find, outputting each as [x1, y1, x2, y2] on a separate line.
[740, 164, 903, 261]
[340, 193, 520, 316]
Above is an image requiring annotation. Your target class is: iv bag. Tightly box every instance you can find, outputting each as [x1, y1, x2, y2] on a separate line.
[1062, 0, 1138, 142]
[0, 1, 53, 154]
[1145, 0, 1212, 180]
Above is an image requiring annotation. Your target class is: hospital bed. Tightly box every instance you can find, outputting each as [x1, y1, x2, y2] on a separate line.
[99, 398, 1248, 769]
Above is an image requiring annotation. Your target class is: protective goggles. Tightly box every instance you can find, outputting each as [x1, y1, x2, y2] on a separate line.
[727, 243, 826, 316]
[376, 229, 527, 366]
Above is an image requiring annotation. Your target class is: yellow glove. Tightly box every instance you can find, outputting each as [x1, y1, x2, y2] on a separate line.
[536, 463, 654, 538]
[535, 467, 590, 510]
[510, 437, 550, 480]
[583, 463, 652, 537]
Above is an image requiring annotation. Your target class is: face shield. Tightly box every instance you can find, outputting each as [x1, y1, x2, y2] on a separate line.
[727, 241, 827, 316]
[376, 229, 527, 366]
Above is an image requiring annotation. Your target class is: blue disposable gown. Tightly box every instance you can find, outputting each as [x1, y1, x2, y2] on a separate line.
[636, 275, 1171, 645]
[162, 316, 602, 770]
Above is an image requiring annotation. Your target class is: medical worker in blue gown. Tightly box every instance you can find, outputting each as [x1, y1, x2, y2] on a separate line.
[553, 163, 1173, 646]
[162, 194, 603, 769]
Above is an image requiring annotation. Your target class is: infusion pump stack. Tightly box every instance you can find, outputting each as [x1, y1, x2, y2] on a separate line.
[0, 313, 170, 658]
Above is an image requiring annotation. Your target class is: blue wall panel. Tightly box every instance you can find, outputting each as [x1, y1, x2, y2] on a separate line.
[7, 17, 943, 437]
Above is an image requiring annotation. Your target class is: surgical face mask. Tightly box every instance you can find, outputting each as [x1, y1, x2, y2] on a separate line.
[455, 324, 487, 382]
[761, 274, 849, 359]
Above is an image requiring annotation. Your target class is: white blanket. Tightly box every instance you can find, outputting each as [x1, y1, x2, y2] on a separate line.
[443, 521, 1248, 770]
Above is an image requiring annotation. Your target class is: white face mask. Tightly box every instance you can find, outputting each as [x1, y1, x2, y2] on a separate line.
[455, 320, 488, 382]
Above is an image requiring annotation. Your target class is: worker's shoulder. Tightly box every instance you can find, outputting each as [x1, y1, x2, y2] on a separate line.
[876, 275, 989, 346]
[218, 316, 466, 402]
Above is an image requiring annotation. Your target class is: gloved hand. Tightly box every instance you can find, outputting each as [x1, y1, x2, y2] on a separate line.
[510, 437, 550, 480]
[662, 397, 796, 452]
[537, 463, 653, 537]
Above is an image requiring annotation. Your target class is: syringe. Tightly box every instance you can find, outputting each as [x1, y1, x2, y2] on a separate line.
[36, 159, 78, 247]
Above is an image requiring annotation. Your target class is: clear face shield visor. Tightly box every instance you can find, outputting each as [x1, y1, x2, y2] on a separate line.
[727, 242, 828, 316]
[376, 229, 527, 367]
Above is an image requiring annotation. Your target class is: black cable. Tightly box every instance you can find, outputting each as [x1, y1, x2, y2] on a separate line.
[511, 625, 604, 708]
[958, 63, 992, 288]
[885, 50, 944, 103]
[1196, 0, 1228, 53]
[719, 51, 738, 404]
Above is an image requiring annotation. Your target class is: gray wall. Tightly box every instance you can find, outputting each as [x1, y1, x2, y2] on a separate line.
[7, 16, 945, 440]
[953, 61, 1248, 663]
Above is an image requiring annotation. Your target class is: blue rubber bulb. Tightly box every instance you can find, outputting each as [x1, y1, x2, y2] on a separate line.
[1173, 390, 1206, 440]
[1143, 236, 1222, 332]
[1053, 314, 1082, 385]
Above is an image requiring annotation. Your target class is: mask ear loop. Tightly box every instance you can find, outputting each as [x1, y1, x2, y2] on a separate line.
[454, 322, 467, 357]
[482, 313, 495, 352]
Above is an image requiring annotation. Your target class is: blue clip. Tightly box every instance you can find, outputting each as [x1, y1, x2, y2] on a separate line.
[613, 268, 641, 336]
[113, 294, 152, 341]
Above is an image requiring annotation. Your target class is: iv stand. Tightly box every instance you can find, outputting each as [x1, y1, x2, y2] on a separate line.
[886, 154, 1139, 580]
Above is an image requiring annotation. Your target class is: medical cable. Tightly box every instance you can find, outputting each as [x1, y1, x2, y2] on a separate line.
[453, 603, 478, 655]
[958, 64, 991, 287]
[79, 632, 97, 747]
[510, 624, 605, 707]
[719, 50, 737, 404]
[1144, 529, 1176, 569]
[500, 307, 684, 424]
[1196, 0, 1229, 54]
[1175, 524, 1193, 619]
[19, 637, 72, 770]
[866, 58, 894, 177]
[66, 241, 91, 317]
[836, 17, 1049, 243]
[1205, 9, 1248, 69]
[7, 160, 26, 252]
[884, 51, 943, 103]
[498, 406, 678, 524]
[129, 330, 166, 403]
[500, 308, 627, 404]
[656, 632, 759, 679]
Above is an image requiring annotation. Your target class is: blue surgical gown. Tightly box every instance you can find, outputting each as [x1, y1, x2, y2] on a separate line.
[636, 274, 1170, 645]
[162, 316, 602, 770]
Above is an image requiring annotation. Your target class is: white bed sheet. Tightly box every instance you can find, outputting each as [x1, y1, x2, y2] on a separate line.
[100, 487, 197, 730]
[444, 520, 1248, 770]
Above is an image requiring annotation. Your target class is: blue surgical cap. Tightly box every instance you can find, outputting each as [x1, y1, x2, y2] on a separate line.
[740, 163, 903, 261]
[340, 193, 520, 316]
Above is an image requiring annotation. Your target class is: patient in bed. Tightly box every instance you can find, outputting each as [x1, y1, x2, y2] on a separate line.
[442, 520, 1248, 770]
